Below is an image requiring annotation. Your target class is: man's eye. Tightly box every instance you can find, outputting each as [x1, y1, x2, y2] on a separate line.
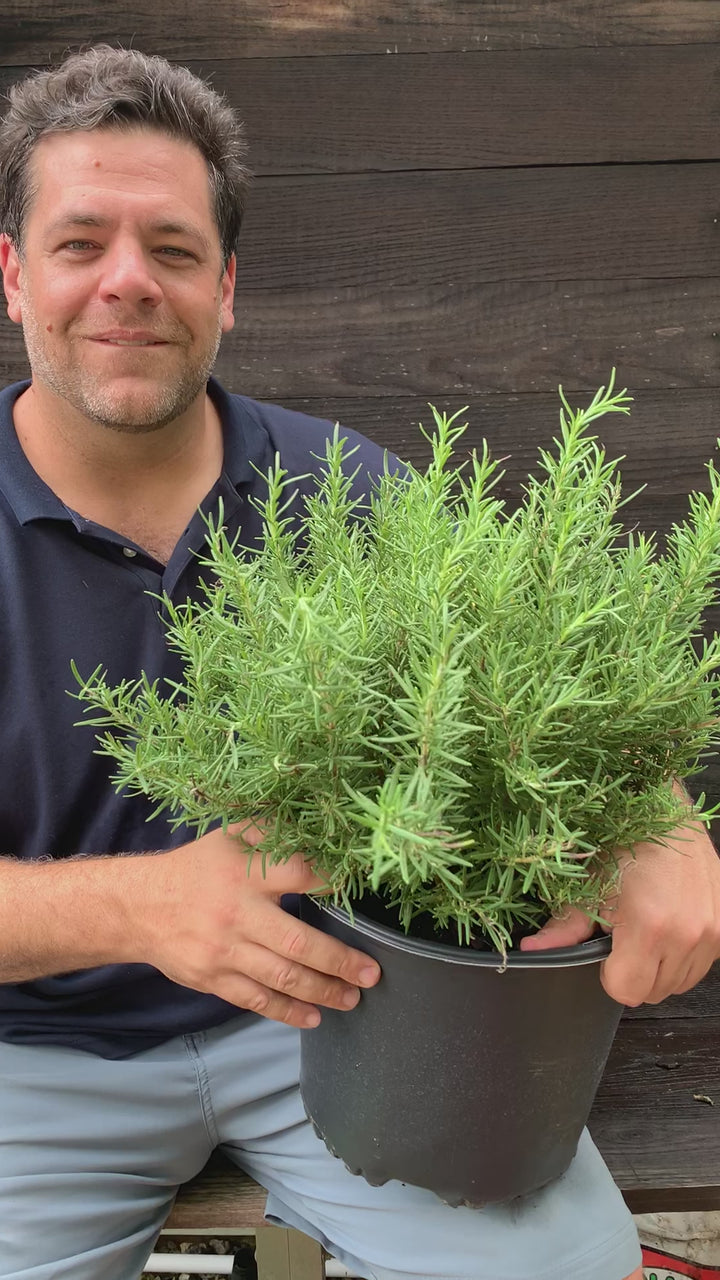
[64, 240, 95, 251]
[158, 246, 192, 258]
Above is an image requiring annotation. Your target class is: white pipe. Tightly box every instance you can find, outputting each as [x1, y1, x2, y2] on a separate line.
[144, 1256, 234, 1275]
[144, 1253, 356, 1277]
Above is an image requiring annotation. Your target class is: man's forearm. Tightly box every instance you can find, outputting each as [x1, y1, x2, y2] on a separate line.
[0, 853, 155, 982]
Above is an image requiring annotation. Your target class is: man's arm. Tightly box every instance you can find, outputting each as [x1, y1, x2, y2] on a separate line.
[0, 828, 380, 1026]
[520, 779, 720, 1005]
[0, 852, 145, 981]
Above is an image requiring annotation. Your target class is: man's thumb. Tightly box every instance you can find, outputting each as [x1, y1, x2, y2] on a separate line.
[519, 907, 595, 952]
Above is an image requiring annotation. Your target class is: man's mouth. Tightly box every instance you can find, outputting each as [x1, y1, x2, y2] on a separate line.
[89, 333, 170, 346]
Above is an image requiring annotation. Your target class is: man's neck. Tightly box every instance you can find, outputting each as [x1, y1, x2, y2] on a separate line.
[12, 380, 225, 557]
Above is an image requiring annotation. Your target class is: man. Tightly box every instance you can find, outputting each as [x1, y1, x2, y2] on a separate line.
[0, 44, 717, 1280]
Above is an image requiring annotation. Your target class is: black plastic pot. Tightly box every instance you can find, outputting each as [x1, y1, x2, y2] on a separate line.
[298, 897, 623, 1207]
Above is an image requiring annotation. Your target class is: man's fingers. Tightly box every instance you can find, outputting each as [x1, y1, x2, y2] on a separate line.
[208, 923, 382, 1026]
[275, 915, 381, 990]
[223, 825, 332, 893]
[226, 819, 266, 846]
[227, 940, 364, 1013]
[215, 973, 325, 1030]
[598, 929, 684, 1006]
[608, 946, 715, 1006]
[599, 944, 651, 1006]
[519, 907, 595, 952]
[245, 849, 334, 897]
[600, 911, 719, 1005]
[673, 954, 715, 996]
[183, 834, 382, 1000]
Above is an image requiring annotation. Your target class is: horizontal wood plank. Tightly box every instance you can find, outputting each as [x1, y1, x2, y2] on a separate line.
[2, 1, 718, 63]
[622, 1185, 720, 1214]
[204, 166, 720, 291]
[198, 45, 720, 170]
[2, 45, 718, 170]
[217, 277, 720, 399]
[166, 1154, 720, 1225]
[167, 1157, 267, 1231]
[167, 1176, 719, 1227]
[590, 1016, 720, 1193]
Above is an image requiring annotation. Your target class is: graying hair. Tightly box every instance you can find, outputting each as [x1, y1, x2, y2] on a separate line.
[0, 44, 251, 269]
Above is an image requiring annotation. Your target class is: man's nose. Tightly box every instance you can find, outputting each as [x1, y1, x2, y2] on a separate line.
[97, 243, 163, 307]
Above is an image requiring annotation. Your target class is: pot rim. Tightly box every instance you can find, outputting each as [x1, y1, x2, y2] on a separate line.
[310, 898, 612, 968]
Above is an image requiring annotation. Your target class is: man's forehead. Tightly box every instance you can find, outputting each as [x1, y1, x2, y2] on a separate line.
[26, 128, 219, 239]
[29, 127, 212, 202]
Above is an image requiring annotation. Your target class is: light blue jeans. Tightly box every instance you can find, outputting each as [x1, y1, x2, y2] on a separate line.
[0, 1015, 641, 1280]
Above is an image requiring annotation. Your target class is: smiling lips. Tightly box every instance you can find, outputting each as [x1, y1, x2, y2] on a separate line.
[89, 331, 170, 346]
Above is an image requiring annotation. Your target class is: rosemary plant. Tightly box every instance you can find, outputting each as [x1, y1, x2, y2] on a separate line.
[74, 375, 720, 954]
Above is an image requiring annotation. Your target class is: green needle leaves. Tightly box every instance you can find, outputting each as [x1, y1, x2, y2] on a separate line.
[73, 374, 720, 955]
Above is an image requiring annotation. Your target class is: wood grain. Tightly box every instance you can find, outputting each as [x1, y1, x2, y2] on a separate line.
[227, 166, 720, 291]
[167, 1154, 267, 1231]
[216, 277, 720, 399]
[197, 45, 720, 170]
[2, 1, 718, 63]
[590, 1017, 720, 1192]
[2, 44, 718, 170]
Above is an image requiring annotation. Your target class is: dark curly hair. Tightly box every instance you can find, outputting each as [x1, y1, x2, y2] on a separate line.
[0, 45, 251, 269]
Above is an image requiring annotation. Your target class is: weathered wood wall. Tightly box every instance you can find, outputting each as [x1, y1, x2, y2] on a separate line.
[2, 2, 720, 792]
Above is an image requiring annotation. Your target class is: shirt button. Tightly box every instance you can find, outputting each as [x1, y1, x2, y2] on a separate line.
[122, 547, 138, 558]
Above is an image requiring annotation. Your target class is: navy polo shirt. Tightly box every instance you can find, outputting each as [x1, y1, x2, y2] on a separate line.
[0, 375, 394, 1058]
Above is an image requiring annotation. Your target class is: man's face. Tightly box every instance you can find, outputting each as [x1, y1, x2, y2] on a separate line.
[0, 126, 236, 433]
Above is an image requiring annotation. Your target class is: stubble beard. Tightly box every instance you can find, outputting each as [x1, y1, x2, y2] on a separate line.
[19, 291, 224, 434]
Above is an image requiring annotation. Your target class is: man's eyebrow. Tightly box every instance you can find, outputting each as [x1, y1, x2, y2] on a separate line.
[45, 213, 213, 252]
[45, 214, 111, 236]
[149, 220, 213, 252]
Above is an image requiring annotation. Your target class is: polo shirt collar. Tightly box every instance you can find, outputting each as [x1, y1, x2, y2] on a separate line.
[207, 374, 270, 493]
[0, 380, 67, 524]
[0, 375, 266, 526]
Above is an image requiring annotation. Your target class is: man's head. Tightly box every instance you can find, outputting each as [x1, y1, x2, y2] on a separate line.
[0, 47, 252, 433]
[0, 44, 251, 271]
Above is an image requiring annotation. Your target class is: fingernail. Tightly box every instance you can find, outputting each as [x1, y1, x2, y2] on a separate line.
[303, 1010, 321, 1028]
[341, 988, 361, 1009]
[359, 966, 380, 987]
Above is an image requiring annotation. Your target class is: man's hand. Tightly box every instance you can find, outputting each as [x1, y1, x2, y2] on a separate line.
[519, 803, 720, 1007]
[131, 823, 381, 1029]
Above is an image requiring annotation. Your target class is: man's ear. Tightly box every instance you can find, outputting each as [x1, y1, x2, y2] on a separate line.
[0, 235, 23, 325]
[220, 253, 236, 335]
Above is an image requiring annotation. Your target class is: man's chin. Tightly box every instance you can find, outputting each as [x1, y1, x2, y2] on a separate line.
[73, 376, 204, 433]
